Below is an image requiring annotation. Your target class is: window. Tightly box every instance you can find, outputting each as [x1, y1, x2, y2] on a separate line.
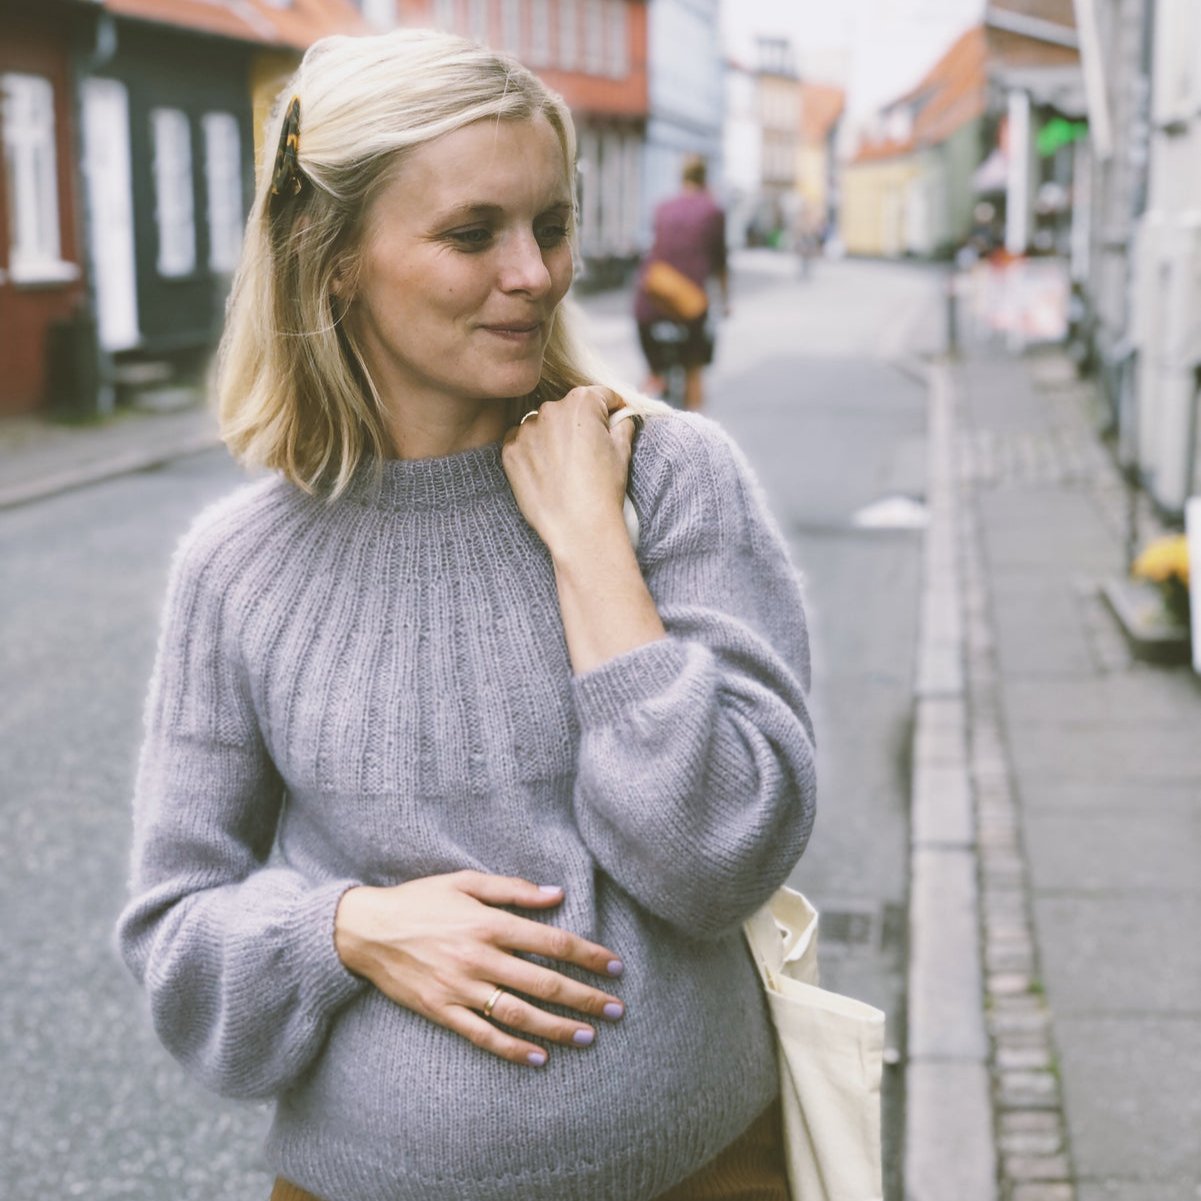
[1, 72, 73, 283]
[433, 0, 457, 31]
[361, 0, 397, 28]
[500, 0, 522, 55]
[467, 0, 489, 42]
[528, 0, 550, 64]
[558, 0, 579, 69]
[584, 0, 604, 73]
[150, 107, 196, 277]
[605, 0, 627, 77]
[202, 112, 243, 273]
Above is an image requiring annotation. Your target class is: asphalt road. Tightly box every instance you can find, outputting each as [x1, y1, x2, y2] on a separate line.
[0, 253, 941, 1199]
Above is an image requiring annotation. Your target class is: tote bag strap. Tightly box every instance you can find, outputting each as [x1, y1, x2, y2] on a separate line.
[743, 886, 820, 991]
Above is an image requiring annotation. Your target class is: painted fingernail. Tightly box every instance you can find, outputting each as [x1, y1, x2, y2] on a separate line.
[606, 959, 624, 977]
[527, 1050, 547, 1067]
[572, 1028, 595, 1047]
[538, 885, 564, 895]
[603, 1002, 624, 1021]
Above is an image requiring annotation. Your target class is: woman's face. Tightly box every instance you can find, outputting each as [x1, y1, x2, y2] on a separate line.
[348, 115, 575, 426]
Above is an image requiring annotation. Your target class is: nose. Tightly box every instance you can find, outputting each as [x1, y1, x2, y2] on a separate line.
[498, 229, 553, 296]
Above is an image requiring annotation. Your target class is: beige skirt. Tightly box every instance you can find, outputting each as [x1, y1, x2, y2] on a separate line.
[271, 1097, 789, 1201]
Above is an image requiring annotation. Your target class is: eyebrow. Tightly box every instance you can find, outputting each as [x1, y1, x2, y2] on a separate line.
[435, 199, 573, 223]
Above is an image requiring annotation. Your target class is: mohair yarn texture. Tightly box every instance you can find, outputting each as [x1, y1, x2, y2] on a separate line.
[117, 412, 817, 1201]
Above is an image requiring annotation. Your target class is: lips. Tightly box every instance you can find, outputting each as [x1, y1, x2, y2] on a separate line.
[480, 322, 541, 334]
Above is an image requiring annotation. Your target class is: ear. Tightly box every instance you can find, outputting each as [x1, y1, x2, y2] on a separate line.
[330, 258, 354, 301]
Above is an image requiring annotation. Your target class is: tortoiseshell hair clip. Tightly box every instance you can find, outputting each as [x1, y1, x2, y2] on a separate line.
[270, 96, 304, 200]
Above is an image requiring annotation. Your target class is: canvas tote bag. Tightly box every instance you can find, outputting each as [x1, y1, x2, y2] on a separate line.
[743, 887, 886, 1201]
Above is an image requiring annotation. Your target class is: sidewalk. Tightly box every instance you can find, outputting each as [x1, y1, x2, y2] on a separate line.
[912, 336, 1201, 1201]
[0, 401, 220, 510]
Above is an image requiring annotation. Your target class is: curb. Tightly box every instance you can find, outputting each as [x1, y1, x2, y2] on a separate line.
[0, 429, 221, 511]
[904, 360, 997, 1201]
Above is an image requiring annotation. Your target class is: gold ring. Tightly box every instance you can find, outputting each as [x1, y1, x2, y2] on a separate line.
[483, 986, 505, 1019]
[519, 408, 540, 425]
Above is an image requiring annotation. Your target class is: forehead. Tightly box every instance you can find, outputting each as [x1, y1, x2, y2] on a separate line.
[373, 115, 570, 223]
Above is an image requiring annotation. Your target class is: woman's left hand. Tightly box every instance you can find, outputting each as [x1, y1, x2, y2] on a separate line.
[502, 386, 635, 561]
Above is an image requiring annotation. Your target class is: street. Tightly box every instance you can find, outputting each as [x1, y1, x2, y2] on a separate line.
[0, 253, 941, 1198]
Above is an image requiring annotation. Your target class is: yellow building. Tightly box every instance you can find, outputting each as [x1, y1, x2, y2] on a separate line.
[841, 27, 988, 258]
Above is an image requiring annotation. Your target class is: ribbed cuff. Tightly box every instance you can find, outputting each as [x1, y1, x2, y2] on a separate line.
[294, 878, 371, 1013]
[572, 637, 699, 727]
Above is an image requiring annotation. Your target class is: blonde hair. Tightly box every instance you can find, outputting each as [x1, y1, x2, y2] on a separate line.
[217, 28, 663, 497]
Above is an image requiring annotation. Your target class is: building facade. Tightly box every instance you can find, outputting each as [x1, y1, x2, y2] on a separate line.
[641, 0, 723, 247]
[0, 0, 91, 415]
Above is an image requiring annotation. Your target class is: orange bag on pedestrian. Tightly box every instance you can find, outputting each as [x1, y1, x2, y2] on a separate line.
[643, 261, 709, 321]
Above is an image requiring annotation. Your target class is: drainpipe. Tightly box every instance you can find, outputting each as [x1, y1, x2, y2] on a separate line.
[1004, 89, 1031, 256]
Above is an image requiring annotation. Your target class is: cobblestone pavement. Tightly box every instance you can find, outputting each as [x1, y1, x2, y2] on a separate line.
[950, 344, 1201, 1201]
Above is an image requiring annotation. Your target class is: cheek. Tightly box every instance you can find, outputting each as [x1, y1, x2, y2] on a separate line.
[548, 247, 574, 299]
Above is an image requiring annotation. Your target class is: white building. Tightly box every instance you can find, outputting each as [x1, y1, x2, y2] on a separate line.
[1078, 0, 1201, 515]
[642, 0, 725, 243]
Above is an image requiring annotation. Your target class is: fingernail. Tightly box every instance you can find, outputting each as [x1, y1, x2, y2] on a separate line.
[606, 959, 624, 977]
[572, 1028, 595, 1047]
[603, 1002, 624, 1021]
[527, 1050, 547, 1067]
[538, 885, 564, 895]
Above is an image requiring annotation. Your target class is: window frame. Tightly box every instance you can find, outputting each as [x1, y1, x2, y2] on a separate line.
[150, 106, 197, 279]
[0, 71, 78, 286]
[201, 111, 244, 274]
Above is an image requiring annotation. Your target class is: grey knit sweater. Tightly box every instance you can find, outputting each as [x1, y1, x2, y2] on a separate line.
[118, 411, 816, 1201]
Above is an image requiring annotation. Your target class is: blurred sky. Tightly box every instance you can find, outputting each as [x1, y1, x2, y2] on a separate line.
[721, 0, 987, 118]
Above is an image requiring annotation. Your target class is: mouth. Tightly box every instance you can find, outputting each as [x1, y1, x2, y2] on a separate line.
[479, 321, 544, 343]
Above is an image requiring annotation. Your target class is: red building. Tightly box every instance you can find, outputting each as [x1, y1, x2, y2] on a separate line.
[0, 0, 92, 415]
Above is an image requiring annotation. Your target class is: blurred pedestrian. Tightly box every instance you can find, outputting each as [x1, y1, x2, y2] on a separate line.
[634, 153, 730, 411]
[116, 28, 815, 1201]
[792, 199, 821, 280]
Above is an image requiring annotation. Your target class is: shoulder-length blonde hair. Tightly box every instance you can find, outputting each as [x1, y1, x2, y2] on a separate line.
[217, 28, 660, 497]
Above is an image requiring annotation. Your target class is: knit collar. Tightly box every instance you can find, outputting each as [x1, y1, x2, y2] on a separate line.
[344, 440, 511, 513]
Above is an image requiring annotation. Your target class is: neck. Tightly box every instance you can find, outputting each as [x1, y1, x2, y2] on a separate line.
[382, 395, 514, 460]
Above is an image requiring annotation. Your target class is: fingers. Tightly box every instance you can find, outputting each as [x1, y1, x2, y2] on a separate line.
[442, 1005, 551, 1069]
[466, 963, 624, 1068]
[451, 870, 566, 909]
[478, 948, 625, 1025]
[451, 871, 624, 978]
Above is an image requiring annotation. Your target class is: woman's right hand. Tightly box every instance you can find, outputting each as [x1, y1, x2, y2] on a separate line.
[333, 871, 625, 1067]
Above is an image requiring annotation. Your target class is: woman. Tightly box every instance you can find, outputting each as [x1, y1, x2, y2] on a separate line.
[117, 29, 816, 1201]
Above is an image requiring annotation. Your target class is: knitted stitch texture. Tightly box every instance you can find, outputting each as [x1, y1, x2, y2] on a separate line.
[118, 411, 817, 1201]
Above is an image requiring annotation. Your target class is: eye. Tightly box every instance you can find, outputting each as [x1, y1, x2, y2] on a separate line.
[535, 223, 571, 248]
[447, 227, 493, 250]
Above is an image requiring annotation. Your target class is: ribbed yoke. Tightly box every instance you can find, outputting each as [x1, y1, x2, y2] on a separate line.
[118, 412, 817, 1201]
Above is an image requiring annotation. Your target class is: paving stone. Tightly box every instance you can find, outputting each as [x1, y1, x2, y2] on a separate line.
[987, 945, 1035, 974]
[996, 1044, 1053, 1072]
[989, 972, 1036, 996]
[1006, 1155, 1072, 1181]
[1001, 673, 1201, 727]
[1011, 724, 1201, 783]
[1076, 1183, 1198, 1201]
[912, 761, 974, 846]
[998, 1070, 1060, 1104]
[1000, 1111, 1063, 1136]
[1033, 895, 1201, 1015]
[1024, 813, 1201, 893]
[1056, 1017, 1201, 1183]
[1000, 1129, 1064, 1156]
[909, 848, 987, 1058]
[907, 1061, 997, 1201]
[1011, 1184, 1075, 1201]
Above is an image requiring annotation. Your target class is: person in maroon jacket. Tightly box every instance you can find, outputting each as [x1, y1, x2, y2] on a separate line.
[634, 154, 730, 411]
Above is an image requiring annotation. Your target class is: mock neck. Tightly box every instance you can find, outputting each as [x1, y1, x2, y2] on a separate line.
[342, 441, 510, 513]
